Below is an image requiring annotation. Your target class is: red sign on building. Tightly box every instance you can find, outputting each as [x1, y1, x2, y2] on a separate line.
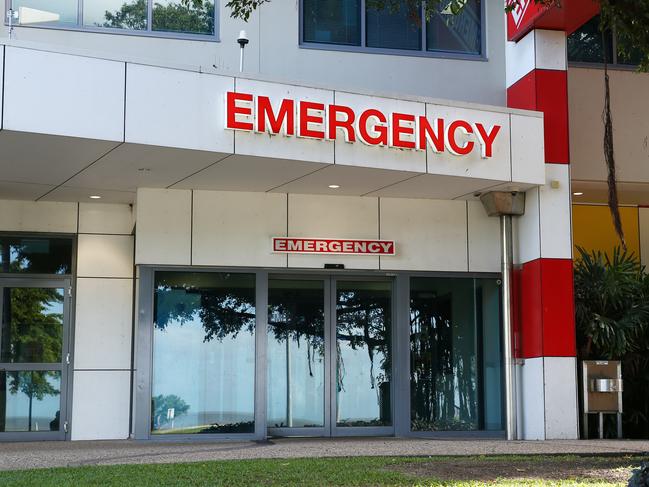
[272, 237, 395, 255]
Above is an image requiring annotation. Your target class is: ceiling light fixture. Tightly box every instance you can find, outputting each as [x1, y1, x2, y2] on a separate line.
[328, 184, 340, 189]
[573, 192, 584, 196]
[89, 195, 102, 199]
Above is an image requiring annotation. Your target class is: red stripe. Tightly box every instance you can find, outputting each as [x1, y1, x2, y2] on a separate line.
[507, 69, 569, 164]
[515, 258, 576, 359]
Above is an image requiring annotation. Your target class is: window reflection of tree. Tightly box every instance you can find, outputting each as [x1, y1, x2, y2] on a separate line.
[153, 274, 256, 434]
[410, 288, 477, 431]
[1, 241, 65, 433]
[268, 287, 325, 379]
[336, 287, 391, 426]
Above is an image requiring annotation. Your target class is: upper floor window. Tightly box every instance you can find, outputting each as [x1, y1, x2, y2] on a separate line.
[568, 15, 641, 67]
[8, 0, 216, 38]
[302, 0, 482, 57]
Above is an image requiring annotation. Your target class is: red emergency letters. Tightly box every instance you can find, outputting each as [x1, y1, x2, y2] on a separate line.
[225, 91, 501, 159]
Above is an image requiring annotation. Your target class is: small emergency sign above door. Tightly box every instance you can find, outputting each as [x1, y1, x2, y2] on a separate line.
[272, 237, 395, 255]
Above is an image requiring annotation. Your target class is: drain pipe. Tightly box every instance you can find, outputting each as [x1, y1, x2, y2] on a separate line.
[480, 191, 525, 441]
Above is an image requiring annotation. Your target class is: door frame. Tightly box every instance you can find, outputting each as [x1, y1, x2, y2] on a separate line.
[267, 274, 396, 438]
[135, 266, 504, 441]
[0, 277, 73, 441]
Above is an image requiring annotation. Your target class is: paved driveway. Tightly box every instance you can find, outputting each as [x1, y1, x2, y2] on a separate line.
[1, 437, 648, 471]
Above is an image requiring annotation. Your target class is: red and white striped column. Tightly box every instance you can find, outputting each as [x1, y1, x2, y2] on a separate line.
[506, 27, 579, 440]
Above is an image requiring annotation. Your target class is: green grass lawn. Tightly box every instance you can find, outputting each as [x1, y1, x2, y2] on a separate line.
[0, 455, 642, 486]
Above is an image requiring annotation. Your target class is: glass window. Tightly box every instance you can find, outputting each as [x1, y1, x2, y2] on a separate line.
[409, 277, 501, 432]
[152, 0, 215, 36]
[11, 0, 77, 25]
[85, 0, 147, 30]
[0, 237, 73, 275]
[366, 2, 421, 50]
[303, 0, 361, 46]
[267, 279, 325, 429]
[302, 0, 482, 56]
[336, 281, 391, 427]
[1, 287, 64, 364]
[152, 272, 256, 435]
[567, 15, 613, 64]
[426, 0, 481, 54]
[8, 0, 216, 37]
[0, 371, 61, 432]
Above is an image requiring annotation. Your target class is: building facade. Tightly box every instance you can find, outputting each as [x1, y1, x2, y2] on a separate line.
[0, 0, 611, 442]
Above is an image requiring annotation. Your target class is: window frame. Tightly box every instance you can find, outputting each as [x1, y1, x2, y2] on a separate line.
[299, 0, 487, 61]
[4, 0, 220, 42]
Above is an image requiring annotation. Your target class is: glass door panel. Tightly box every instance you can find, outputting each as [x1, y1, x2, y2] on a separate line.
[267, 279, 326, 433]
[1, 370, 62, 432]
[0, 281, 69, 439]
[1, 287, 64, 363]
[334, 280, 392, 433]
[152, 272, 256, 435]
[409, 277, 479, 432]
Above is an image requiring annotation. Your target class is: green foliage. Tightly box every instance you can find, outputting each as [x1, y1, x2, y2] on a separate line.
[599, 0, 649, 71]
[103, 0, 147, 29]
[574, 247, 649, 359]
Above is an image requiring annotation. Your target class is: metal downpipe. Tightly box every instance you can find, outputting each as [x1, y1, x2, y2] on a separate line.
[501, 214, 517, 441]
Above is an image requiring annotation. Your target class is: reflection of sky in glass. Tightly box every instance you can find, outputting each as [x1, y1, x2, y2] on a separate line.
[12, 0, 77, 24]
[267, 335, 325, 428]
[4, 372, 60, 432]
[337, 343, 387, 424]
[153, 311, 255, 431]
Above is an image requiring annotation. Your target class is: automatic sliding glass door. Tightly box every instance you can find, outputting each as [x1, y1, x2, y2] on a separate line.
[267, 276, 393, 438]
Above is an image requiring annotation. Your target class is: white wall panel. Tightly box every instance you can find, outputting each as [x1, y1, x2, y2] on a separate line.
[639, 208, 649, 268]
[333, 91, 425, 173]
[511, 114, 545, 185]
[4, 47, 124, 141]
[71, 370, 130, 440]
[79, 203, 134, 235]
[234, 79, 334, 164]
[74, 278, 133, 370]
[135, 188, 191, 265]
[514, 187, 541, 265]
[77, 234, 134, 278]
[426, 104, 511, 182]
[467, 201, 500, 272]
[505, 31, 535, 88]
[544, 357, 579, 440]
[539, 164, 572, 259]
[519, 357, 546, 440]
[126, 64, 233, 153]
[192, 191, 287, 267]
[287, 194, 379, 269]
[380, 198, 468, 272]
[534, 30, 567, 72]
[0, 200, 77, 233]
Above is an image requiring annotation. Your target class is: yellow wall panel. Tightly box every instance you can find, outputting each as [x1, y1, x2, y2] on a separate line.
[572, 205, 640, 260]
